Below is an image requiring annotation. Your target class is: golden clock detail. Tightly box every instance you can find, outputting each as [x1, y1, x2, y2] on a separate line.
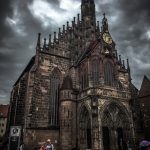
[103, 32, 113, 44]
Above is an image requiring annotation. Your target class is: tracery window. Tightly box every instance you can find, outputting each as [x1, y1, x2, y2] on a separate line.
[49, 68, 61, 126]
[91, 59, 99, 85]
[81, 68, 89, 89]
[104, 61, 114, 86]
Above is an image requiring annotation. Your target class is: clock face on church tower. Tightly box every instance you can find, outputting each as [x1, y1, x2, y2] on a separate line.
[103, 32, 113, 44]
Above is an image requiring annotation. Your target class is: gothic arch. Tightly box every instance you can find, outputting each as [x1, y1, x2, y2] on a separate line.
[102, 102, 130, 128]
[100, 101, 131, 120]
[101, 101, 132, 150]
[78, 102, 91, 117]
[49, 67, 61, 126]
[90, 58, 100, 85]
[78, 104, 92, 150]
[51, 67, 62, 77]
[80, 63, 88, 89]
[103, 60, 115, 86]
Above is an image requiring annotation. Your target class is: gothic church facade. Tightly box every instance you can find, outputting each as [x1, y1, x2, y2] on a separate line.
[9, 0, 136, 149]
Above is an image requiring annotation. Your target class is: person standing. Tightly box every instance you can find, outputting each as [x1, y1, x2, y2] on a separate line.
[46, 139, 54, 150]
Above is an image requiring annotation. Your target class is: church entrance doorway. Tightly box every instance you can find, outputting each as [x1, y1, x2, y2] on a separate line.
[117, 127, 124, 150]
[79, 106, 92, 150]
[102, 127, 110, 150]
[102, 102, 132, 150]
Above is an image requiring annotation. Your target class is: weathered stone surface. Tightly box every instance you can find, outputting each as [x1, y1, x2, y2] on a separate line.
[9, 0, 139, 150]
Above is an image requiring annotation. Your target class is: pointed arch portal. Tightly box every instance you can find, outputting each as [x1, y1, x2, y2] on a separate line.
[79, 106, 92, 149]
[102, 102, 132, 150]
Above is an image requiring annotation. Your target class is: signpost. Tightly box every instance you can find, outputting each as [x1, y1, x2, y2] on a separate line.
[8, 126, 21, 150]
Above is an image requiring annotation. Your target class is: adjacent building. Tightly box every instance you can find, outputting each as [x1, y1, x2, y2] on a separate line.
[138, 76, 150, 140]
[0, 105, 9, 138]
[9, 0, 138, 149]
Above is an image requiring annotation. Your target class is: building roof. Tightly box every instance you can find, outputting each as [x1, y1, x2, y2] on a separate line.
[14, 56, 35, 86]
[76, 39, 100, 65]
[139, 75, 150, 98]
[0, 105, 9, 118]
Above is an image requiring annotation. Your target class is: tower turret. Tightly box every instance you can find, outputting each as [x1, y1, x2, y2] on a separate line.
[81, 0, 96, 27]
[48, 34, 51, 47]
[60, 76, 77, 150]
[43, 38, 46, 49]
[127, 59, 132, 81]
[36, 33, 41, 50]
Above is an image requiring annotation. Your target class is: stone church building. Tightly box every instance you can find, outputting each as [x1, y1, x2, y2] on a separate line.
[9, 0, 136, 149]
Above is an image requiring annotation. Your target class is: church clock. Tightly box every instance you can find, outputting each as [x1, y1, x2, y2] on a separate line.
[102, 32, 112, 44]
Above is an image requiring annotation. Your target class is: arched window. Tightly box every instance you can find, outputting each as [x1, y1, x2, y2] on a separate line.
[79, 106, 92, 149]
[49, 68, 61, 126]
[104, 61, 114, 86]
[81, 68, 89, 89]
[91, 59, 99, 86]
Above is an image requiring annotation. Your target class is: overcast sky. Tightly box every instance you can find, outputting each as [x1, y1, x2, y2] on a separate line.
[0, 0, 150, 104]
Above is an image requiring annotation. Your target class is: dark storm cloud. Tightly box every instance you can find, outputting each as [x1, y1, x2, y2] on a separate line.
[0, 0, 15, 103]
[113, 0, 150, 88]
[0, 0, 63, 104]
[46, 0, 60, 6]
[0, 0, 149, 104]
[116, 0, 150, 23]
[0, 0, 14, 46]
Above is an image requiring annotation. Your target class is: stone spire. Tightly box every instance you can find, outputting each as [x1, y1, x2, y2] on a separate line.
[81, 0, 96, 26]
[122, 60, 125, 69]
[36, 33, 41, 49]
[58, 28, 61, 38]
[54, 32, 56, 42]
[127, 59, 132, 81]
[119, 55, 122, 65]
[127, 59, 130, 72]
[102, 13, 109, 32]
[49, 34, 51, 47]
[77, 14, 80, 24]
[43, 38, 47, 51]
[97, 21, 100, 30]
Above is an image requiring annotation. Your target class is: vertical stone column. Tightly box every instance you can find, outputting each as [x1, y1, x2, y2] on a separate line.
[98, 120, 104, 150]
[110, 127, 118, 150]
[60, 89, 76, 150]
[91, 95, 100, 150]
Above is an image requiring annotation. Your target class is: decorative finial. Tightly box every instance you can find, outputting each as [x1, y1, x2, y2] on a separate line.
[54, 32, 56, 42]
[127, 59, 131, 81]
[102, 12, 108, 32]
[58, 28, 61, 38]
[37, 33, 41, 48]
[49, 34, 51, 46]
[115, 50, 118, 60]
[67, 21, 69, 29]
[74, 17, 76, 24]
[103, 13, 106, 18]
[72, 21, 74, 27]
[78, 14, 80, 22]
[97, 21, 100, 29]
[122, 60, 125, 68]
[119, 55, 122, 64]
[127, 59, 130, 71]
[63, 25, 65, 33]
[43, 38, 46, 49]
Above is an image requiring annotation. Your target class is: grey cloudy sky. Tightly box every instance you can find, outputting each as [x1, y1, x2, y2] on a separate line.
[0, 0, 150, 104]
